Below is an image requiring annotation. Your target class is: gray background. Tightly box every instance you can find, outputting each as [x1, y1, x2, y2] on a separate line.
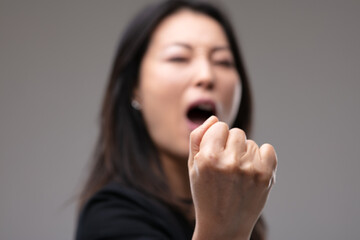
[1, 0, 359, 239]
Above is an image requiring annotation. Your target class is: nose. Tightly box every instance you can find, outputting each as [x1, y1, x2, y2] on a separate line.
[192, 58, 215, 90]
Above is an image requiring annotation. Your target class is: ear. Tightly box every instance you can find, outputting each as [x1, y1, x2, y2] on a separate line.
[131, 87, 142, 110]
[132, 87, 142, 104]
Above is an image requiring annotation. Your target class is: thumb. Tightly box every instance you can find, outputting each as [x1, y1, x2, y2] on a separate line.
[188, 115, 218, 168]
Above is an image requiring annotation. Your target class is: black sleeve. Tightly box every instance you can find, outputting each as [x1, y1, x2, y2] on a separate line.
[75, 183, 193, 240]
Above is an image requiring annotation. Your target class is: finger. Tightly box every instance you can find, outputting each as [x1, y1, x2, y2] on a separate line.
[199, 121, 229, 154]
[255, 143, 278, 187]
[189, 116, 218, 168]
[245, 139, 259, 160]
[259, 143, 277, 171]
[239, 139, 259, 171]
[225, 128, 247, 156]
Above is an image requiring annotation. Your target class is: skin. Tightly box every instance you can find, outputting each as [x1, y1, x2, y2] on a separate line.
[135, 9, 277, 240]
[189, 116, 277, 240]
[136, 9, 241, 160]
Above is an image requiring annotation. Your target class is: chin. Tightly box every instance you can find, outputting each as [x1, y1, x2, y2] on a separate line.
[170, 148, 190, 162]
[174, 147, 190, 161]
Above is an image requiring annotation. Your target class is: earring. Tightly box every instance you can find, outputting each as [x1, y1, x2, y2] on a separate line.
[131, 99, 141, 110]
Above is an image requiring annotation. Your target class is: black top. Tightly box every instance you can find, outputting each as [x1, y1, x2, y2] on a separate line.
[76, 182, 194, 240]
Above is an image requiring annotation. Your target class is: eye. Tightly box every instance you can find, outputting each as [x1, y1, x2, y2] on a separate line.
[168, 57, 188, 63]
[214, 60, 234, 68]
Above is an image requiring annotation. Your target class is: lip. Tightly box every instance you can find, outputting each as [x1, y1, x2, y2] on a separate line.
[185, 98, 217, 131]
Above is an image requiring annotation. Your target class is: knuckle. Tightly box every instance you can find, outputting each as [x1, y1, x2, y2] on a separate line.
[226, 152, 238, 164]
[219, 156, 237, 170]
[246, 139, 257, 146]
[262, 142, 273, 149]
[262, 143, 278, 169]
[230, 128, 246, 138]
[246, 139, 259, 150]
[214, 121, 229, 131]
[196, 151, 238, 173]
[197, 150, 219, 162]
[238, 161, 254, 176]
[229, 129, 246, 145]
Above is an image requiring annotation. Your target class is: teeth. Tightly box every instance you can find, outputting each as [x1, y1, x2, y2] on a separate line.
[197, 103, 213, 111]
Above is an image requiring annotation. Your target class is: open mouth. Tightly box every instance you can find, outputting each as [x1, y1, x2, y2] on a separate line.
[186, 101, 216, 126]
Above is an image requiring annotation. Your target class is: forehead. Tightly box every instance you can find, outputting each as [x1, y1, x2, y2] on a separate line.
[149, 9, 229, 48]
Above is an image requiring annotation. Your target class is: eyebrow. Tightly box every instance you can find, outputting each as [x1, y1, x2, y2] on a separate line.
[166, 42, 231, 54]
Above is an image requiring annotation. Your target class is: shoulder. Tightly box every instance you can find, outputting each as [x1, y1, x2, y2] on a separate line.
[75, 182, 192, 240]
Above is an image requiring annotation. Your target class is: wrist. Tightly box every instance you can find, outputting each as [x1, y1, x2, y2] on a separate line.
[192, 222, 251, 240]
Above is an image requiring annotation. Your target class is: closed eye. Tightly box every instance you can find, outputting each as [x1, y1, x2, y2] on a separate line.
[168, 57, 188, 63]
[215, 60, 234, 68]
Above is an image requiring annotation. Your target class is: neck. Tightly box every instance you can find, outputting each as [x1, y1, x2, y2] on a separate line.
[159, 151, 195, 222]
[159, 151, 192, 200]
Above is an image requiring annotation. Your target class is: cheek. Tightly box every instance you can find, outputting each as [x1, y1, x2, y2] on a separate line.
[140, 61, 183, 107]
[228, 80, 242, 125]
[138, 63, 190, 156]
[218, 76, 242, 126]
[140, 75, 180, 128]
[139, 60, 194, 120]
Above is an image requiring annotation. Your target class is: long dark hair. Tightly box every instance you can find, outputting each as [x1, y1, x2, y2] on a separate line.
[79, 0, 266, 239]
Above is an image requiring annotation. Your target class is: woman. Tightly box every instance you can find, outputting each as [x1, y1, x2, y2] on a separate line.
[76, 0, 277, 239]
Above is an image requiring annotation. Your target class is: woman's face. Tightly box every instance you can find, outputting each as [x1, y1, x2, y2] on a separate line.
[135, 9, 241, 160]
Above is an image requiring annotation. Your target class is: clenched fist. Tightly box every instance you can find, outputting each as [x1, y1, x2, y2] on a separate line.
[188, 116, 277, 240]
